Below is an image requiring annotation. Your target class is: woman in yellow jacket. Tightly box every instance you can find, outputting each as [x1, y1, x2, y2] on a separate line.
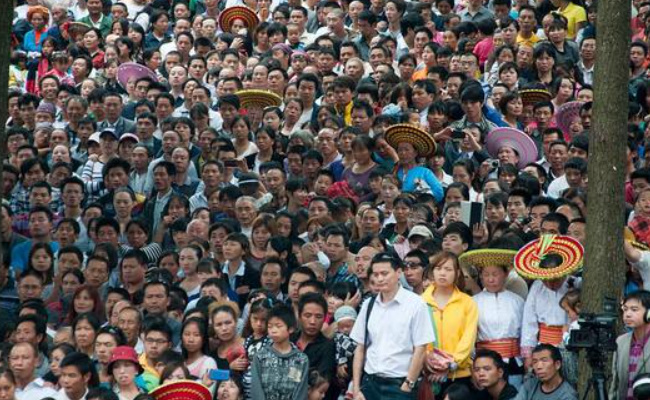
[421, 251, 479, 393]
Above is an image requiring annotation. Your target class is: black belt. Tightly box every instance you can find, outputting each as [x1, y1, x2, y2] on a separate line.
[365, 374, 406, 385]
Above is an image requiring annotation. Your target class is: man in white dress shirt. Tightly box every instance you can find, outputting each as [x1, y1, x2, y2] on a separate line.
[10, 342, 57, 400]
[351, 252, 435, 400]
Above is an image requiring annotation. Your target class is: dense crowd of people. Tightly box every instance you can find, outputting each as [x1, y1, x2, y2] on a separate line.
[5, 0, 650, 398]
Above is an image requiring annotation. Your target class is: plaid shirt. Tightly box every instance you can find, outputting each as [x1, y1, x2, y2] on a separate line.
[10, 184, 30, 216]
[629, 214, 650, 246]
[12, 212, 62, 238]
[326, 263, 361, 289]
[250, 343, 309, 400]
[334, 332, 356, 366]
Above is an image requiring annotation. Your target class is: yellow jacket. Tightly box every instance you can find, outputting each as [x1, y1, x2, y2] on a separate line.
[422, 285, 479, 379]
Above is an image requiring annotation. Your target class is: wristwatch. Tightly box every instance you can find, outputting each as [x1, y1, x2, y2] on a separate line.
[404, 378, 416, 390]
[449, 361, 458, 372]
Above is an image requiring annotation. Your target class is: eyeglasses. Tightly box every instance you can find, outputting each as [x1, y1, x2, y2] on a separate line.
[404, 261, 422, 269]
[145, 337, 169, 345]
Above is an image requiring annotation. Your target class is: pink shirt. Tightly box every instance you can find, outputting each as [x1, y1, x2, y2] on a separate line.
[473, 37, 494, 68]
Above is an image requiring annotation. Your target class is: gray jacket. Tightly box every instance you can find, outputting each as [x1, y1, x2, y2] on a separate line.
[609, 332, 650, 400]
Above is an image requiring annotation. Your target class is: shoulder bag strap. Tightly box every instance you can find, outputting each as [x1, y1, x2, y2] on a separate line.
[362, 295, 377, 375]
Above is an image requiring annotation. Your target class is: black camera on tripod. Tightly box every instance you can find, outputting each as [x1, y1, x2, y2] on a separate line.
[566, 297, 619, 400]
[566, 296, 618, 353]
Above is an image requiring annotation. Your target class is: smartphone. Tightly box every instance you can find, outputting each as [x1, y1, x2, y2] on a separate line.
[452, 129, 465, 140]
[461, 201, 485, 228]
[519, 216, 532, 225]
[209, 369, 230, 381]
[224, 159, 238, 167]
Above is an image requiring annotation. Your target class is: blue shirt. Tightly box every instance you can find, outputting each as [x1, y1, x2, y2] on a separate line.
[326, 263, 361, 289]
[396, 166, 444, 202]
[11, 240, 60, 274]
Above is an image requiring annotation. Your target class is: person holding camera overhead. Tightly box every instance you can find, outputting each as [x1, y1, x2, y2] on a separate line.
[610, 290, 650, 400]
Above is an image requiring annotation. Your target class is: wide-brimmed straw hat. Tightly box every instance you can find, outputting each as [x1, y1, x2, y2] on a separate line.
[485, 127, 539, 169]
[385, 123, 437, 158]
[219, 6, 259, 33]
[235, 90, 282, 110]
[459, 249, 518, 270]
[67, 22, 91, 38]
[117, 62, 159, 90]
[150, 380, 212, 400]
[520, 89, 552, 108]
[514, 234, 584, 280]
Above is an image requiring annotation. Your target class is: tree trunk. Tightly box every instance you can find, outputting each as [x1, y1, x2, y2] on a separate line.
[579, 0, 631, 397]
[0, 2, 14, 268]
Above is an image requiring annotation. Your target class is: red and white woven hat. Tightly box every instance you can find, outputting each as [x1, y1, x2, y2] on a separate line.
[514, 234, 584, 280]
[150, 380, 212, 400]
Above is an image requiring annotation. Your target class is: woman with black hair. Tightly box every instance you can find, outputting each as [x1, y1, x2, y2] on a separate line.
[72, 312, 102, 357]
[181, 317, 217, 380]
[247, 127, 284, 173]
[530, 43, 558, 87]
[144, 10, 171, 51]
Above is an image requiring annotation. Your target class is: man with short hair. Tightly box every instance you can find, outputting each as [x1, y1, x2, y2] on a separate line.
[350, 100, 375, 136]
[11, 206, 59, 273]
[460, 0, 494, 23]
[516, 344, 577, 400]
[17, 270, 45, 303]
[473, 349, 518, 400]
[10, 342, 57, 400]
[324, 228, 361, 290]
[13, 314, 49, 377]
[99, 92, 135, 137]
[441, 222, 473, 255]
[171, 147, 203, 198]
[516, 6, 540, 47]
[135, 113, 162, 155]
[293, 293, 336, 384]
[260, 258, 287, 302]
[144, 161, 178, 235]
[528, 197, 556, 236]
[318, 127, 343, 170]
[84, 255, 109, 292]
[118, 306, 144, 353]
[11, 158, 48, 216]
[264, 163, 287, 210]
[403, 249, 429, 295]
[189, 161, 223, 212]
[120, 250, 148, 299]
[351, 252, 434, 400]
[139, 316, 173, 390]
[235, 196, 258, 238]
[56, 352, 96, 400]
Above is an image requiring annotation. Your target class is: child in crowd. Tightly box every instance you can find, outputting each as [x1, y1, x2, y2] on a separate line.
[333, 305, 357, 396]
[325, 282, 356, 325]
[250, 303, 309, 400]
[242, 298, 274, 398]
[630, 188, 650, 246]
[308, 371, 330, 400]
